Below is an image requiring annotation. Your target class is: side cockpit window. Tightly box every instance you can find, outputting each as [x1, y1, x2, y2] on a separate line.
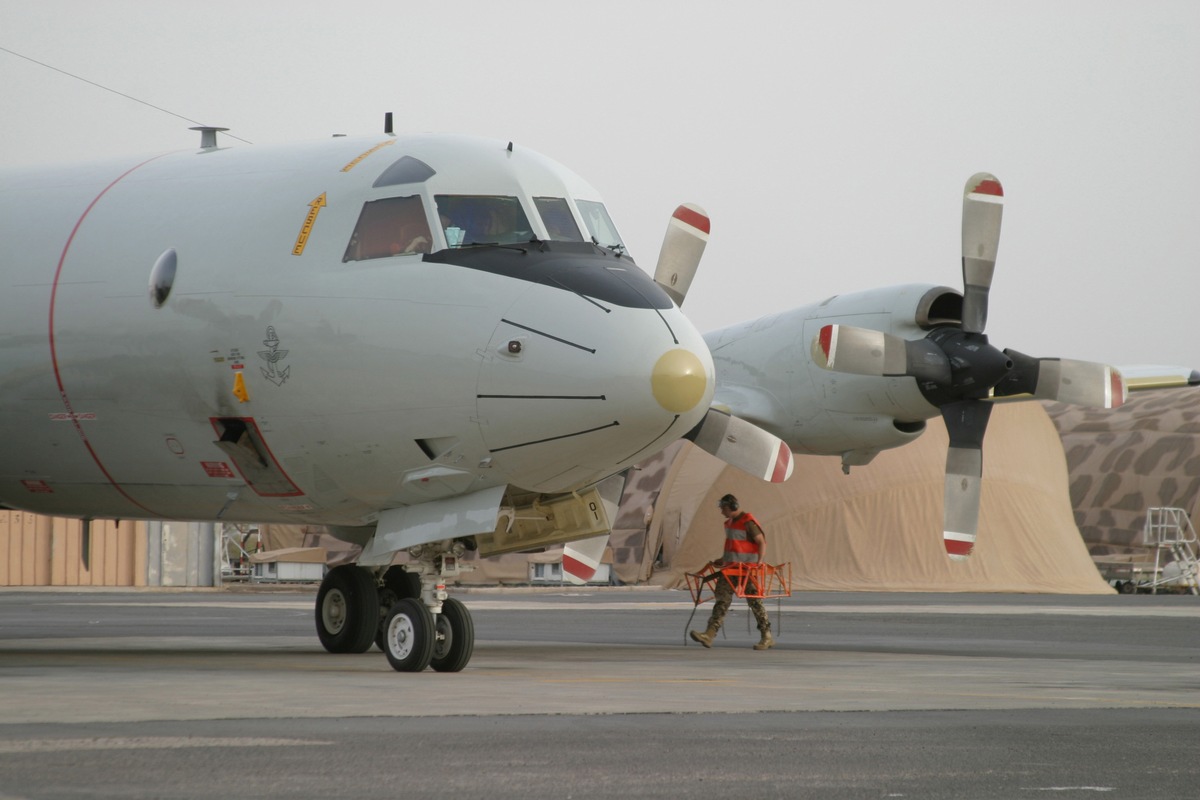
[533, 197, 584, 242]
[576, 200, 626, 253]
[435, 195, 532, 247]
[343, 195, 433, 261]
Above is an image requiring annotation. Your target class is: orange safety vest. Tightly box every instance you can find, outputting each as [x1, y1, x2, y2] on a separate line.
[723, 512, 764, 563]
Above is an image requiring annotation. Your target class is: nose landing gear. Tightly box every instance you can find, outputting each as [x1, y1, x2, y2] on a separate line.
[314, 541, 476, 672]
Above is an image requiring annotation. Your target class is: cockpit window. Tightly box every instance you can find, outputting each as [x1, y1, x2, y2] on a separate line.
[343, 195, 433, 262]
[435, 195, 533, 247]
[533, 197, 584, 242]
[576, 200, 625, 252]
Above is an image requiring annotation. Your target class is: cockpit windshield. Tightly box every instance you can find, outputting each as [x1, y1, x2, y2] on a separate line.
[436, 195, 533, 247]
[576, 200, 626, 252]
[343, 195, 433, 262]
[533, 197, 584, 242]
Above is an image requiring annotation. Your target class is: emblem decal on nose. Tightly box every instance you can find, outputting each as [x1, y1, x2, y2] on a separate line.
[258, 326, 291, 386]
[651, 349, 707, 413]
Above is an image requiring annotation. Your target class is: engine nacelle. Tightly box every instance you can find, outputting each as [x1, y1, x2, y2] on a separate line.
[706, 284, 962, 465]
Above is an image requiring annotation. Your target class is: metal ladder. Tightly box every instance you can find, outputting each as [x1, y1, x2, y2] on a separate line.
[1142, 507, 1200, 595]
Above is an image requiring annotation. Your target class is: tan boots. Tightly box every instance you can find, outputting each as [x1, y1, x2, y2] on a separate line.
[690, 626, 775, 650]
[689, 625, 718, 648]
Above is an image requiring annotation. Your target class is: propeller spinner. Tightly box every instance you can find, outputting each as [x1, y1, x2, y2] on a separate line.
[813, 174, 1126, 560]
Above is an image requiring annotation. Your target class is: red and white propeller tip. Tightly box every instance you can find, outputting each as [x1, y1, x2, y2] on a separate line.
[653, 203, 710, 306]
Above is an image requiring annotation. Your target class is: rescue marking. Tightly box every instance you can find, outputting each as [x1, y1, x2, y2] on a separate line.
[340, 139, 395, 172]
[48, 411, 96, 421]
[21, 479, 53, 493]
[201, 461, 236, 479]
[291, 193, 327, 256]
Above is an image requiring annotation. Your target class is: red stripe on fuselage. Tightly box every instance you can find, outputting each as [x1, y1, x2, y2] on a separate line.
[48, 154, 171, 518]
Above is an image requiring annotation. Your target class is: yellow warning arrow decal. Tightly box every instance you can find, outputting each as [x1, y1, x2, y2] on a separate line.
[292, 193, 327, 256]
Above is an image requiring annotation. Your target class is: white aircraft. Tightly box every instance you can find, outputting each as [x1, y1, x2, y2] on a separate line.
[0, 125, 1129, 672]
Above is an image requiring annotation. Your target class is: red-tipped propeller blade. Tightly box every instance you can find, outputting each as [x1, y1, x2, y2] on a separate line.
[653, 204, 709, 306]
[941, 399, 992, 560]
[961, 173, 1003, 334]
[996, 350, 1127, 409]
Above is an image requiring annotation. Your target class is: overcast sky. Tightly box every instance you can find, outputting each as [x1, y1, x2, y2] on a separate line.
[3, 1, 1198, 372]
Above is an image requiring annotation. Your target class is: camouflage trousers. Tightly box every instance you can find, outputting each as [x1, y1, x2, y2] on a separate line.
[705, 572, 771, 634]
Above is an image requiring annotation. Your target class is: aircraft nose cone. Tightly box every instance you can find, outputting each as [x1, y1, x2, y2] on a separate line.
[651, 348, 708, 413]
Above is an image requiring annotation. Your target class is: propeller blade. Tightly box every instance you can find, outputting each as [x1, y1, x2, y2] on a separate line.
[813, 324, 951, 384]
[563, 534, 610, 585]
[941, 399, 993, 561]
[653, 204, 710, 306]
[996, 350, 1127, 408]
[961, 173, 1004, 334]
[685, 408, 793, 483]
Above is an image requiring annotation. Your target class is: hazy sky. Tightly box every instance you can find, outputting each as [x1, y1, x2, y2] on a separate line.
[3, 1, 1198, 371]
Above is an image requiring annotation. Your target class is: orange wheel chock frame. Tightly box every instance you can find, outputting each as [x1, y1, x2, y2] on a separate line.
[684, 561, 792, 605]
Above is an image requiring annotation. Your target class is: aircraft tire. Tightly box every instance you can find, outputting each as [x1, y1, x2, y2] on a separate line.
[374, 567, 422, 652]
[430, 597, 474, 673]
[315, 565, 380, 654]
[382, 598, 435, 672]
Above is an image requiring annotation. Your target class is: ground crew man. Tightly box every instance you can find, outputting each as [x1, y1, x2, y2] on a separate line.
[689, 493, 774, 650]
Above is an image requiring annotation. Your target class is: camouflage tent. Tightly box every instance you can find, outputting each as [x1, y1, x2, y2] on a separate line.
[1044, 388, 1200, 557]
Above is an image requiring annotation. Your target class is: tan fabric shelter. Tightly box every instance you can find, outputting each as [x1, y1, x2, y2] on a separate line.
[647, 402, 1112, 594]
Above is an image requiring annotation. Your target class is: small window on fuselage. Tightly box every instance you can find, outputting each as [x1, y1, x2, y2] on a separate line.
[533, 197, 584, 242]
[343, 195, 433, 262]
[435, 195, 533, 247]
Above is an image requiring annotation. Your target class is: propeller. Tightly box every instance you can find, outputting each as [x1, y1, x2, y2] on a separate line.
[651, 203, 794, 482]
[653, 204, 710, 306]
[813, 173, 1126, 560]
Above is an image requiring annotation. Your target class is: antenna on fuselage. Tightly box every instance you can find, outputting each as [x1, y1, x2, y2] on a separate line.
[189, 126, 229, 149]
[384, 112, 394, 135]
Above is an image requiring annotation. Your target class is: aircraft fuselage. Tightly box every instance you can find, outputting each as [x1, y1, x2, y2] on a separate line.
[0, 134, 714, 526]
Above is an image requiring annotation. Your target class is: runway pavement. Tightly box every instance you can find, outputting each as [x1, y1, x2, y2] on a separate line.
[1, 587, 1198, 799]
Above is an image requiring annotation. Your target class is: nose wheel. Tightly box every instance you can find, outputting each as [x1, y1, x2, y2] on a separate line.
[430, 597, 474, 672]
[382, 598, 435, 672]
[379, 546, 476, 673]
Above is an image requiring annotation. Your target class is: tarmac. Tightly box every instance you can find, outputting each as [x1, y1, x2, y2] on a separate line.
[1, 586, 1198, 798]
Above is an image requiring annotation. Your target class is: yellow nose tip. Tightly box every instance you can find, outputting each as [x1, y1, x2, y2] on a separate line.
[651, 349, 708, 413]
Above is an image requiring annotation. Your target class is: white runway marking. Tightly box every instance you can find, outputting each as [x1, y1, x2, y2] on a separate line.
[0, 737, 331, 754]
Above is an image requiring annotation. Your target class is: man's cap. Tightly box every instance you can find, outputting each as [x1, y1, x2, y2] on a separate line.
[718, 493, 739, 510]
